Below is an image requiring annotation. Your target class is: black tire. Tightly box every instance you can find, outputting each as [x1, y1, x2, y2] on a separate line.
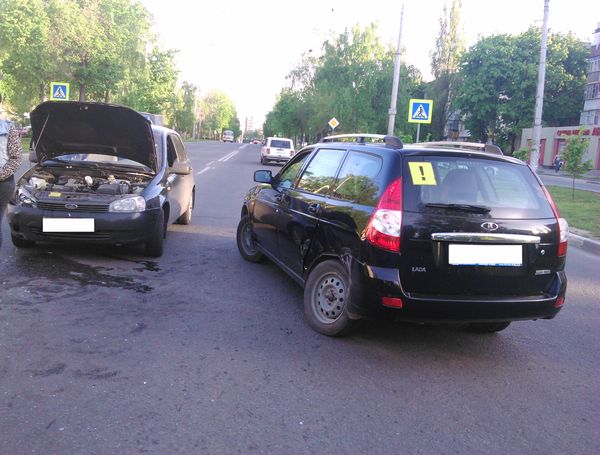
[304, 260, 361, 337]
[260, 156, 267, 165]
[11, 234, 35, 248]
[467, 321, 511, 333]
[236, 215, 265, 262]
[145, 209, 165, 257]
[176, 189, 194, 225]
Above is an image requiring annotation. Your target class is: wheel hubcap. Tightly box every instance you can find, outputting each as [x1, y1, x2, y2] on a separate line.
[314, 273, 346, 323]
[243, 223, 256, 253]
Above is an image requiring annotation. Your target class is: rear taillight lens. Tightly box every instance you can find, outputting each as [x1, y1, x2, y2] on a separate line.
[265, 148, 270, 155]
[558, 217, 568, 257]
[364, 177, 402, 252]
[542, 185, 568, 257]
[290, 150, 295, 157]
[382, 296, 404, 308]
[555, 295, 565, 308]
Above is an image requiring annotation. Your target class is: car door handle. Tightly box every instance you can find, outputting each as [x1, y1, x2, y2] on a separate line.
[307, 203, 321, 216]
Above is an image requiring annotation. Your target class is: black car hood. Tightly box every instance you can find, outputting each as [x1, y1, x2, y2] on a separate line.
[30, 101, 157, 172]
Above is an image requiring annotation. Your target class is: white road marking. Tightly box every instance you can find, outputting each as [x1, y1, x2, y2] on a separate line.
[196, 167, 212, 175]
[219, 150, 239, 162]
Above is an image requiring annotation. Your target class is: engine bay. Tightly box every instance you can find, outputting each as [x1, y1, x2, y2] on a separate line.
[24, 169, 151, 199]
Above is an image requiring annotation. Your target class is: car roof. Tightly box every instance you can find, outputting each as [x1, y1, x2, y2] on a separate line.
[304, 134, 519, 164]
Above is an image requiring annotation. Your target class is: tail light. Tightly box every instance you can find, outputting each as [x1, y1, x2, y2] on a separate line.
[554, 295, 565, 308]
[382, 296, 403, 308]
[542, 186, 568, 257]
[265, 148, 270, 155]
[364, 177, 402, 252]
[290, 150, 295, 157]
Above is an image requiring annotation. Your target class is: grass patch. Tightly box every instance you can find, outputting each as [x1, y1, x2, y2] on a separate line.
[546, 185, 600, 238]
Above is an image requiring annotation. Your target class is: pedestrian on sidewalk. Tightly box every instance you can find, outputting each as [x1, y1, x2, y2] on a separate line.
[0, 108, 23, 247]
[554, 154, 563, 173]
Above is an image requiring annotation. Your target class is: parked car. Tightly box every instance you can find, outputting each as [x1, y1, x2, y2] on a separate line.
[237, 134, 568, 336]
[260, 137, 295, 164]
[8, 101, 195, 257]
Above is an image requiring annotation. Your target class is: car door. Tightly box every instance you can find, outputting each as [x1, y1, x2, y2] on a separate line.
[277, 147, 347, 279]
[252, 150, 312, 258]
[165, 133, 190, 223]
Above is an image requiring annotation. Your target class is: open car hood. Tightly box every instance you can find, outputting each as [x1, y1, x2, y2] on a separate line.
[30, 101, 157, 172]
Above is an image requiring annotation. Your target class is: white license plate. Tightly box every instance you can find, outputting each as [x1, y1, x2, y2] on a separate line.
[448, 244, 523, 267]
[43, 218, 95, 233]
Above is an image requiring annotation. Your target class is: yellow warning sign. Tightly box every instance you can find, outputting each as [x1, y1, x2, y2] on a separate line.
[408, 162, 437, 185]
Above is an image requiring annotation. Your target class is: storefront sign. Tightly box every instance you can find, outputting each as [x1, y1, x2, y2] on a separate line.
[556, 127, 600, 137]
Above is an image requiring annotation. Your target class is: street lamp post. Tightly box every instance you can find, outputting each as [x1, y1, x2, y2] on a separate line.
[530, 0, 550, 173]
[387, 4, 404, 136]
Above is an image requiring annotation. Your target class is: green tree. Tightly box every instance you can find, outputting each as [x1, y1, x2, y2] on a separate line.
[454, 28, 588, 151]
[429, 0, 465, 139]
[201, 90, 237, 139]
[562, 129, 592, 200]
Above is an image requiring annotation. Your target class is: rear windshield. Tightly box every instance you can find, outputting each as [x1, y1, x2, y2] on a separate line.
[270, 139, 292, 149]
[402, 156, 554, 219]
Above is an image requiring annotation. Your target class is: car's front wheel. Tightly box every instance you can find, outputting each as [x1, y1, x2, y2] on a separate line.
[304, 260, 361, 336]
[236, 215, 265, 262]
[145, 209, 165, 257]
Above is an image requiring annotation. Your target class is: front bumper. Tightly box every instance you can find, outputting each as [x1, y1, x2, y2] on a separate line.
[7, 203, 161, 245]
[347, 264, 566, 322]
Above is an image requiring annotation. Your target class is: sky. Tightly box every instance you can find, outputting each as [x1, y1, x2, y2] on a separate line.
[139, 0, 598, 129]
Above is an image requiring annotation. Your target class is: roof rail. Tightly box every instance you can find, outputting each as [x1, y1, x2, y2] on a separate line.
[322, 133, 403, 149]
[418, 141, 503, 155]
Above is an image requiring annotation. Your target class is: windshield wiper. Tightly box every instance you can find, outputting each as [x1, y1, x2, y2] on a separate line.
[425, 203, 491, 214]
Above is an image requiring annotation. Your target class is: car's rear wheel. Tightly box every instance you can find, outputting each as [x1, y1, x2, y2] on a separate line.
[304, 260, 361, 337]
[236, 215, 265, 262]
[145, 209, 165, 257]
[260, 156, 267, 165]
[467, 321, 511, 333]
[176, 189, 194, 225]
[11, 234, 35, 248]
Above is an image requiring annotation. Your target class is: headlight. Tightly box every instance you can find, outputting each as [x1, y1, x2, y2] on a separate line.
[109, 196, 146, 213]
[14, 187, 37, 207]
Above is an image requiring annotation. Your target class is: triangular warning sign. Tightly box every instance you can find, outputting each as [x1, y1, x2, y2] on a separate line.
[413, 104, 428, 119]
[53, 86, 66, 99]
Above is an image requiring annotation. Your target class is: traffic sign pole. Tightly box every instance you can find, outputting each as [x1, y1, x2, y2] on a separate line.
[416, 124, 421, 143]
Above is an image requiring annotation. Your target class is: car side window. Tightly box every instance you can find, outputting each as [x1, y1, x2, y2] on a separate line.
[277, 151, 311, 189]
[296, 148, 346, 195]
[166, 135, 177, 167]
[172, 134, 188, 161]
[332, 151, 383, 206]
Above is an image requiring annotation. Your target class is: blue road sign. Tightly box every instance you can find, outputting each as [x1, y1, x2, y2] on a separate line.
[50, 82, 70, 101]
[408, 99, 433, 124]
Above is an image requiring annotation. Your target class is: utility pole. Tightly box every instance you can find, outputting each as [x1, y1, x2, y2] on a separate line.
[387, 3, 404, 136]
[530, 0, 550, 173]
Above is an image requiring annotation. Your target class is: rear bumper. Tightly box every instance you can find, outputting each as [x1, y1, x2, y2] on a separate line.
[348, 264, 566, 322]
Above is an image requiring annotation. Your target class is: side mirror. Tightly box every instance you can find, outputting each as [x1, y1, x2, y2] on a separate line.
[254, 170, 272, 184]
[29, 150, 38, 163]
[170, 162, 191, 175]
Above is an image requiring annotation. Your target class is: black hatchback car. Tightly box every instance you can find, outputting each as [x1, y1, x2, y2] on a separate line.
[237, 134, 568, 336]
[8, 101, 195, 257]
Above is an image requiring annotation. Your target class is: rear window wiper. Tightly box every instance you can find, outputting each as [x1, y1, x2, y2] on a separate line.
[425, 203, 491, 214]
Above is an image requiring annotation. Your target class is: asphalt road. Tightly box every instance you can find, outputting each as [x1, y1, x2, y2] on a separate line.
[538, 172, 600, 193]
[0, 142, 598, 454]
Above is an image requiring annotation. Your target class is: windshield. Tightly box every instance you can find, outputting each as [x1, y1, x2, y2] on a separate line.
[403, 156, 554, 219]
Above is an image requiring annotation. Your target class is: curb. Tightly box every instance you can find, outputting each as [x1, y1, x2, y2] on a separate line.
[569, 233, 600, 255]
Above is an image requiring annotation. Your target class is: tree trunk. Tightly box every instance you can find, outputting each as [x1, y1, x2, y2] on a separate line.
[79, 84, 85, 102]
[104, 90, 111, 103]
[39, 83, 45, 103]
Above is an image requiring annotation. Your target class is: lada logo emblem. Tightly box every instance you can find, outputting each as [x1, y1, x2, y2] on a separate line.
[65, 203, 78, 210]
[481, 222, 499, 232]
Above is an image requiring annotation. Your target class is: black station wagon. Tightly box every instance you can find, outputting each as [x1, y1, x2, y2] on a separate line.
[8, 101, 195, 257]
[237, 134, 568, 336]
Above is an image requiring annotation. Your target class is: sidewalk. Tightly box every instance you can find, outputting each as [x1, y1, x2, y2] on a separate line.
[535, 167, 600, 255]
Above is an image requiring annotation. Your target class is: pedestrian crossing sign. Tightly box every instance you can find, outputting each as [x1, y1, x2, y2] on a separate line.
[50, 82, 70, 101]
[408, 99, 433, 124]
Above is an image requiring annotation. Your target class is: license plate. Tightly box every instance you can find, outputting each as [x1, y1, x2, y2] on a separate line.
[448, 244, 522, 267]
[43, 218, 95, 233]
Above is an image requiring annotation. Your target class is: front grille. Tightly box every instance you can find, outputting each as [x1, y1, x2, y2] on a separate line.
[37, 201, 109, 213]
[30, 227, 112, 241]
